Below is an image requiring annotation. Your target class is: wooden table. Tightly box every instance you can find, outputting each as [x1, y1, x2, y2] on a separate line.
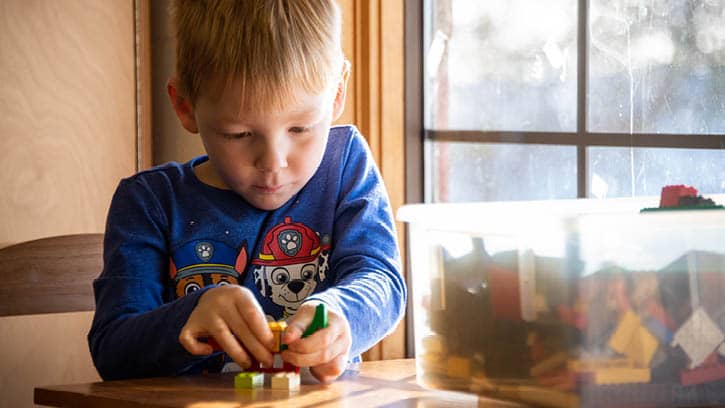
[35, 359, 525, 407]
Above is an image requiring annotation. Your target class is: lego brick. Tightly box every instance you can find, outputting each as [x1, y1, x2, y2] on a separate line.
[270, 371, 300, 390]
[530, 351, 568, 377]
[269, 321, 287, 353]
[535, 368, 581, 391]
[488, 264, 522, 321]
[644, 315, 673, 343]
[253, 354, 299, 374]
[644, 297, 673, 330]
[468, 373, 496, 393]
[630, 325, 659, 367]
[608, 310, 658, 367]
[672, 307, 724, 369]
[593, 367, 651, 384]
[659, 185, 698, 208]
[446, 355, 471, 379]
[568, 357, 634, 372]
[421, 334, 445, 354]
[303, 303, 328, 337]
[681, 363, 725, 386]
[495, 385, 579, 408]
[608, 310, 640, 354]
[234, 372, 263, 389]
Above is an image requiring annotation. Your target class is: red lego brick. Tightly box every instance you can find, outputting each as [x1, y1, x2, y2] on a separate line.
[659, 185, 698, 208]
[681, 363, 725, 386]
[488, 264, 522, 320]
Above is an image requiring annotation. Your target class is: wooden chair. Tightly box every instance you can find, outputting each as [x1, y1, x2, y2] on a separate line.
[0, 234, 103, 407]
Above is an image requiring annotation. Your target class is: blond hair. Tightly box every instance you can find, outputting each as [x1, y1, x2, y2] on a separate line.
[172, 0, 343, 109]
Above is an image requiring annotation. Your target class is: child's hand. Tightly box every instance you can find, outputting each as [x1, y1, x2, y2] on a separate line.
[179, 285, 274, 368]
[281, 301, 352, 383]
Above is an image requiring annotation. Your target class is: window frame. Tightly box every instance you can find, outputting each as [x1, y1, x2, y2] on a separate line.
[405, 0, 725, 203]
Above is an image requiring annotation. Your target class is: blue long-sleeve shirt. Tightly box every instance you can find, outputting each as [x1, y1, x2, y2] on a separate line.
[88, 125, 406, 380]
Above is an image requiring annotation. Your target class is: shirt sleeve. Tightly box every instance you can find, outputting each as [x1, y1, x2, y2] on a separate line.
[87, 177, 216, 380]
[305, 128, 407, 357]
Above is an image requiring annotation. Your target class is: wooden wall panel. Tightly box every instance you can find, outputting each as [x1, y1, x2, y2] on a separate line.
[0, 312, 99, 408]
[0, 1, 138, 406]
[150, 0, 205, 165]
[336, 0, 357, 127]
[0, 0, 137, 246]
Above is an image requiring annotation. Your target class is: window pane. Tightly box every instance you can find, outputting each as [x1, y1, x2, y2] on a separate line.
[425, 0, 577, 132]
[589, 0, 725, 134]
[428, 141, 577, 202]
[588, 147, 725, 198]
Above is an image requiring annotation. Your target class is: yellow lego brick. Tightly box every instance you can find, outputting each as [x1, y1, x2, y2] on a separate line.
[421, 334, 445, 354]
[469, 373, 496, 393]
[269, 321, 288, 352]
[517, 386, 579, 408]
[495, 385, 579, 408]
[530, 351, 568, 377]
[593, 367, 650, 384]
[567, 357, 634, 372]
[607, 310, 659, 367]
[628, 325, 658, 367]
[419, 352, 447, 375]
[446, 355, 471, 379]
[608, 310, 640, 354]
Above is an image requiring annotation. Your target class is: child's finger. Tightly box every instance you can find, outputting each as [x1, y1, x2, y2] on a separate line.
[210, 328, 252, 368]
[281, 303, 318, 344]
[310, 353, 348, 383]
[235, 299, 275, 348]
[282, 330, 347, 367]
[227, 314, 273, 367]
[178, 326, 214, 356]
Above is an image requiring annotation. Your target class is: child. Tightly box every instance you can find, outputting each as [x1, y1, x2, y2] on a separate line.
[88, 0, 406, 383]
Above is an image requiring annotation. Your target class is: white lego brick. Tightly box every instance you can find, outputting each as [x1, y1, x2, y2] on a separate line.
[672, 307, 725, 369]
[271, 372, 300, 391]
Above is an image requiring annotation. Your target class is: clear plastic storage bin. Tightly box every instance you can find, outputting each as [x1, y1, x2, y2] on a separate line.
[398, 197, 725, 408]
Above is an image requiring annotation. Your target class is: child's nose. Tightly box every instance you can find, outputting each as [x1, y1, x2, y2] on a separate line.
[255, 140, 288, 172]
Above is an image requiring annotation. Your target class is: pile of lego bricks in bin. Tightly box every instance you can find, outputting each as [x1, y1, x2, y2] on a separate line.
[417, 211, 724, 406]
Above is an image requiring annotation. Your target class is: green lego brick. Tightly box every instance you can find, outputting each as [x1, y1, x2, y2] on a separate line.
[234, 371, 263, 389]
[303, 303, 328, 337]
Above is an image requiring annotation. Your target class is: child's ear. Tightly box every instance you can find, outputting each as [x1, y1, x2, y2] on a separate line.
[331, 60, 351, 122]
[167, 78, 199, 134]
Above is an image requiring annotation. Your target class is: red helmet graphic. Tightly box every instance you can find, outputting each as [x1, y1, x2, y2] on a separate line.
[252, 217, 329, 266]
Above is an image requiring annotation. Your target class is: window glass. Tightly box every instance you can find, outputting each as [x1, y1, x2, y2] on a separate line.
[423, 0, 724, 203]
[589, 0, 725, 134]
[588, 147, 725, 198]
[429, 141, 577, 202]
[425, 0, 577, 132]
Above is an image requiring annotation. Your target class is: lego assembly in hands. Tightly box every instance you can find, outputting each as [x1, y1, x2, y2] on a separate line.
[416, 186, 724, 408]
[234, 303, 328, 390]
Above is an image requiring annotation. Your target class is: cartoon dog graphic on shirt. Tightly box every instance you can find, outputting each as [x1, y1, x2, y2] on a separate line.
[169, 240, 248, 298]
[253, 217, 330, 317]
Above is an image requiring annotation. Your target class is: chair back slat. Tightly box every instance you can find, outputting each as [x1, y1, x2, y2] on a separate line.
[0, 233, 103, 316]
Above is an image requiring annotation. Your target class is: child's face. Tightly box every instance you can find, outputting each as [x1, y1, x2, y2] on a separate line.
[169, 71, 348, 210]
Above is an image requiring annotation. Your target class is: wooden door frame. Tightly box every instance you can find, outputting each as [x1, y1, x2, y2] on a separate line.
[351, 0, 407, 361]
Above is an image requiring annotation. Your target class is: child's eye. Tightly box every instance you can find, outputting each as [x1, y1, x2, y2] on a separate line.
[222, 131, 252, 139]
[289, 127, 309, 134]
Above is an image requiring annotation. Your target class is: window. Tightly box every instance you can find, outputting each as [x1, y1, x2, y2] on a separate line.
[410, 0, 725, 203]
